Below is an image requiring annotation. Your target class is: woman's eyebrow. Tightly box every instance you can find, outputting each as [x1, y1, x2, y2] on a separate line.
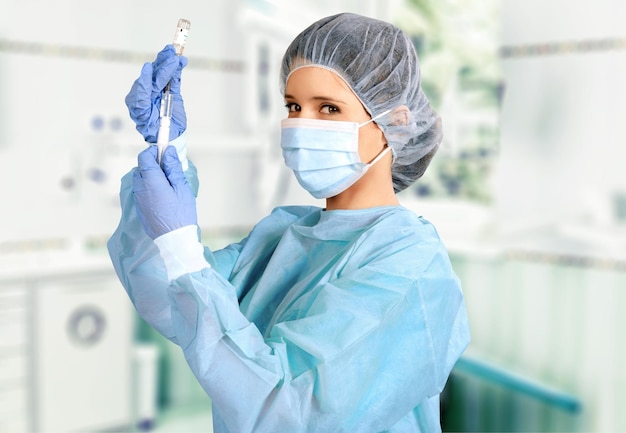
[284, 94, 348, 104]
[311, 96, 348, 104]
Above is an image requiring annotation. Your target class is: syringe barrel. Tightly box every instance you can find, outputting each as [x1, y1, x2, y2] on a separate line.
[156, 116, 171, 164]
[159, 90, 173, 119]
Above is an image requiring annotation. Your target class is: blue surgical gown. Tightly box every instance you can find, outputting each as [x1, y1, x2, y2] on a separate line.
[107, 162, 470, 433]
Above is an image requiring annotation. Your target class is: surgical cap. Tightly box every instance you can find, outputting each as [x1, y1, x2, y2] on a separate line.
[280, 13, 443, 193]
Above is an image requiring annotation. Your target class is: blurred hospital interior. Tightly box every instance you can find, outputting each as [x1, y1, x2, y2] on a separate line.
[1, 0, 625, 431]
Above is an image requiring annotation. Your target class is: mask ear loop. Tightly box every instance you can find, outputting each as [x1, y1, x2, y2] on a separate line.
[366, 146, 392, 167]
[360, 109, 394, 165]
[358, 109, 393, 128]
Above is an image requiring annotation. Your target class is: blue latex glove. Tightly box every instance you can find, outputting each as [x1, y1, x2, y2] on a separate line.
[126, 45, 188, 143]
[133, 145, 197, 239]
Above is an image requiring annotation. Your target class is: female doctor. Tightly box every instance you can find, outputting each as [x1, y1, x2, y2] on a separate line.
[108, 12, 470, 433]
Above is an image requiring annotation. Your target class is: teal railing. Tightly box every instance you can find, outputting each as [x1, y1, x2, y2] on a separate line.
[453, 355, 582, 413]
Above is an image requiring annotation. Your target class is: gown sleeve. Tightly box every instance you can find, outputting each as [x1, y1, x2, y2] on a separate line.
[106, 160, 241, 343]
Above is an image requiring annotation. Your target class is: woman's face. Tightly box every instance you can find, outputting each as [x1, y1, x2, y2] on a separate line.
[283, 66, 387, 164]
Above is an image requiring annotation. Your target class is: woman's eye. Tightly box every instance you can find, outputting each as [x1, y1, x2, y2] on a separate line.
[320, 104, 339, 114]
[285, 103, 300, 112]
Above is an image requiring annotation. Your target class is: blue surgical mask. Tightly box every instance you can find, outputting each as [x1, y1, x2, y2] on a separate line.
[280, 111, 391, 199]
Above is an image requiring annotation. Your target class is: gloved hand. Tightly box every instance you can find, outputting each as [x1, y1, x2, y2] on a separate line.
[133, 145, 197, 239]
[126, 45, 188, 143]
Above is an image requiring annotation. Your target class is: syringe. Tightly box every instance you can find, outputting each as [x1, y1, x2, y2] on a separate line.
[157, 18, 191, 165]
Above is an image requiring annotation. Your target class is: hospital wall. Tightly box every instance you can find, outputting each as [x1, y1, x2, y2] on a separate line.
[430, 0, 626, 431]
[1, 0, 625, 432]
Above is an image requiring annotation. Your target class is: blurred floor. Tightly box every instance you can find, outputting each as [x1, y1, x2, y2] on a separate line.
[152, 404, 213, 433]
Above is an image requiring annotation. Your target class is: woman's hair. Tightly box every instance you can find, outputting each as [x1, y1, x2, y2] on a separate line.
[280, 12, 442, 192]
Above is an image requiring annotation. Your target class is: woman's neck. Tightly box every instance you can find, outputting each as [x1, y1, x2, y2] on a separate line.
[325, 167, 399, 211]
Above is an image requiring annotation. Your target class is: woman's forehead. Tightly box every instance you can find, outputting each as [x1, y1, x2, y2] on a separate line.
[284, 66, 358, 101]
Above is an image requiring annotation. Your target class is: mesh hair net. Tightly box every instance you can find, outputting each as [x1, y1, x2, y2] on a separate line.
[280, 13, 442, 193]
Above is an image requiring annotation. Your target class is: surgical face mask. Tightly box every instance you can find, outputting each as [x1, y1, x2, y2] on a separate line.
[281, 111, 391, 199]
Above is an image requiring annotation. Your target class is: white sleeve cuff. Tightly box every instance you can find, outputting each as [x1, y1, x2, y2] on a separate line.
[154, 225, 210, 281]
